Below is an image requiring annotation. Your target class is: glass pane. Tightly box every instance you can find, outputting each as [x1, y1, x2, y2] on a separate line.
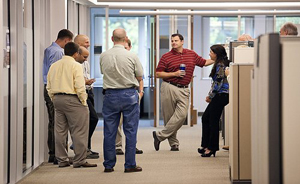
[93, 15, 149, 87]
[22, 0, 33, 171]
[275, 16, 300, 33]
[209, 17, 238, 44]
[202, 17, 239, 79]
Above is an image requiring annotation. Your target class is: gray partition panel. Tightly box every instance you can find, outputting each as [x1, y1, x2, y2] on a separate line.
[252, 33, 281, 184]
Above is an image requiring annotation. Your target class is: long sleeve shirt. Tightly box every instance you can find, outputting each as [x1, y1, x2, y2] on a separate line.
[208, 63, 229, 99]
[43, 42, 64, 84]
[46, 56, 87, 106]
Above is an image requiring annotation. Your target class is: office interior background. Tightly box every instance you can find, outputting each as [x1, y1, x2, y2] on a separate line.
[0, 0, 299, 183]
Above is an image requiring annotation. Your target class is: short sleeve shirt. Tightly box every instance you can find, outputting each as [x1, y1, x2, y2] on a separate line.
[156, 48, 206, 86]
[100, 44, 144, 89]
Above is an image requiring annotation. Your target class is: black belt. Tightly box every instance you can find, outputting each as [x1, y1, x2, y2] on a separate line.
[166, 81, 189, 88]
[54, 93, 77, 96]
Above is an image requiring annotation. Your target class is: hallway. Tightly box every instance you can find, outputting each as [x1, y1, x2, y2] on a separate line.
[17, 123, 230, 184]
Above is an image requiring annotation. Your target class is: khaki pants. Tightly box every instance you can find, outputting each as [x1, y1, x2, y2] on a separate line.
[156, 81, 190, 146]
[53, 95, 89, 167]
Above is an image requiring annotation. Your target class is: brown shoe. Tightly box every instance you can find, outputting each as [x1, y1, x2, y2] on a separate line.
[222, 146, 229, 150]
[124, 166, 142, 173]
[73, 162, 97, 168]
[104, 168, 114, 172]
[170, 145, 179, 151]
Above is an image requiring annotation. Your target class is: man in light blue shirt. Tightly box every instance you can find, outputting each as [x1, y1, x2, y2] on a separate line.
[43, 29, 73, 164]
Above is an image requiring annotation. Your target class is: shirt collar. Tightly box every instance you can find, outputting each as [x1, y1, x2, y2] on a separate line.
[51, 42, 62, 49]
[171, 48, 187, 55]
[113, 44, 125, 49]
[62, 55, 76, 61]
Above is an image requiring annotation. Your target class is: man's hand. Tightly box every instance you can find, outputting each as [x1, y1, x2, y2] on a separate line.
[174, 70, 186, 78]
[138, 92, 144, 100]
[85, 78, 95, 85]
[205, 96, 211, 103]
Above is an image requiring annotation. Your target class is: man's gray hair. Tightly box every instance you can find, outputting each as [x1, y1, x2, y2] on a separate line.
[282, 22, 298, 35]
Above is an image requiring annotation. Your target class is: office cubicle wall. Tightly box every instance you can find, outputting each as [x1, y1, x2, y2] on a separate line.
[251, 33, 281, 184]
[280, 38, 300, 184]
[229, 64, 253, 184]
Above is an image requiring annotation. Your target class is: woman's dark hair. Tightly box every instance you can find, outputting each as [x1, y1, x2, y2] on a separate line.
[209, 44, 231, 78]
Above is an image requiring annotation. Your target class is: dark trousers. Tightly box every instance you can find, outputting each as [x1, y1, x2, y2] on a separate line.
[87, 89, 99, 149]
[201, 93, 229, 151]
[44, 84, 55, 156]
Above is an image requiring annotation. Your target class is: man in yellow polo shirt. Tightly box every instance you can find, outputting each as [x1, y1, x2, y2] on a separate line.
[47, 42, 97, 168]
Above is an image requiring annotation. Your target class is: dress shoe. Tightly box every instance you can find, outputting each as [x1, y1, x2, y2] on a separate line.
[152, 131, 161, 151]
[104, 168, 114, 172]
[198, 148, 206, 154]
[58, 162, 70, 168]
[53, 157, 58, 165]
[201, 150, 216, 157]
[86, 150, 99, 159]
[89, 149, 99, 155]
[124, 166, 142, 173]
[48, 155, 55, 163]
[170, 145, 179, 151]
[73, 162, 97, 168]
[136, 148, 143, 154]
[116, 149, 124, 155]
[222, 146, 229, 150]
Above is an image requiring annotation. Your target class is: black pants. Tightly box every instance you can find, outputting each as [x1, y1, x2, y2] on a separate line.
[201, 93, 229, 151]
[44, 85, 55, 156]
[87, 89, 99, 149]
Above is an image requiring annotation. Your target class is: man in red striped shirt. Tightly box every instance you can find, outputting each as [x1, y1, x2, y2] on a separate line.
[153, 33, 214, 151]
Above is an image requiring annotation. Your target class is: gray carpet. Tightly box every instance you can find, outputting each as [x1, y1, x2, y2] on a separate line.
[17, 123, 230, 184]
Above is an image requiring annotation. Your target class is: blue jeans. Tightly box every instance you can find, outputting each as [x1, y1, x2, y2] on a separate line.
[102, 88, 139, 169]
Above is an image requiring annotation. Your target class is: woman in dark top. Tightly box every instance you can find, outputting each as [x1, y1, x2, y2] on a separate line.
[198, 44, 231, 157]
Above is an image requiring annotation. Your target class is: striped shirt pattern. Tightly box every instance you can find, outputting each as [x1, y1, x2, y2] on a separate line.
[156, 48, 206, 86]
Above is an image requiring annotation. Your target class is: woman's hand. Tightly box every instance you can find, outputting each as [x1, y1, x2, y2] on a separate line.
[205, 96, 211, 103]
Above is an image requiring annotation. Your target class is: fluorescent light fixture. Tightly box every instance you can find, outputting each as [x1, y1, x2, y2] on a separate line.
[88, 1, 300, 10]
[120, 10, 300, 16]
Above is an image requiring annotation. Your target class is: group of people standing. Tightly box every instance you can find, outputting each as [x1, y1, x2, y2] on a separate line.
[43, 22, 299, 172]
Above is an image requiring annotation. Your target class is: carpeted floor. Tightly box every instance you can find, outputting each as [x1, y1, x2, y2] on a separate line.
[17, 122, 230, 184]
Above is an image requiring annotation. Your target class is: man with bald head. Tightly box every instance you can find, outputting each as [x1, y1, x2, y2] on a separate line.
[280, 22, 298, 36]
[100, 28, 144, 173]
[74, 35, 99, 159]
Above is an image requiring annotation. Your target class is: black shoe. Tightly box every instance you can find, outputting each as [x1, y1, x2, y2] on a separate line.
[53, 157, 58, 165]
[116, 149, 124, 155]
[89, 149, 99, 155]
[73, 162, 97, 168]
[124, 166, 142, 173]
[152, 131, 161, 151]
[104, 168, 114, 172]
[48, 155, 55, 163]
[170, 145, 179, 151]
[87, 150, 100, 159]
[136, 148, 143, 154]
[198, 148, 206, 154]
[58, 162, 71, 168]
[201, 150, 216, 157]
